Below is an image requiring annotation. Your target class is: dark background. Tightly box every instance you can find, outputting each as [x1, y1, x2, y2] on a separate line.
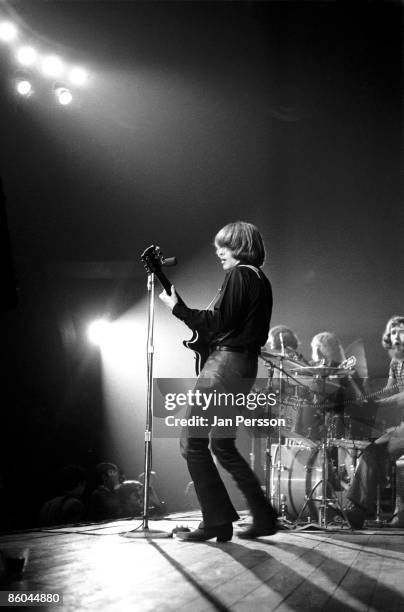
[0, 0, 402, 529]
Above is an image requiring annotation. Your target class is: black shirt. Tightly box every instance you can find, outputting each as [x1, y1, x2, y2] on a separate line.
[172, 264, 272, 351]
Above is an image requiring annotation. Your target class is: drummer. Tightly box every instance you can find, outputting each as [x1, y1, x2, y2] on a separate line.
[309, 332, 364, 438]
[310, 331, 346, 368]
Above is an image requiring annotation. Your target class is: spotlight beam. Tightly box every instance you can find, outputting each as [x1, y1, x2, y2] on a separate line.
[87, 319, 112, 347]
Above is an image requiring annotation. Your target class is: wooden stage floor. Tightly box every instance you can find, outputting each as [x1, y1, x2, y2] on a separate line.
[1, 512, 404, 611]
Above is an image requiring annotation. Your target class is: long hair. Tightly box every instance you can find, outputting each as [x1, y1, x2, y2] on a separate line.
[382, 315, 404, 349]
[268, 325, 299, 351]
[214, 221, 266, 267]
[311, 332, 345, 365]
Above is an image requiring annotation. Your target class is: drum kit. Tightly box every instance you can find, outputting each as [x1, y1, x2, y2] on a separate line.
[257, 348, 372, 529]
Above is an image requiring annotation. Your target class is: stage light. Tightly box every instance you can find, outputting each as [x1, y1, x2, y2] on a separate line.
[0, 21, 17, 43]
[41, 55, 64, 77]
[54, 86, 73, 106]
[69, 66, 88, 86]
[88, 319, 112, 346]
[16, 45, 37, 66]
[16, 79, 32, 96]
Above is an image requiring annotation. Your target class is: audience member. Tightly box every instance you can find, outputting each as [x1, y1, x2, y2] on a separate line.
[117, 480, 143, 518]
[39, 465, 87, 527]
[89, 462, 121, 521]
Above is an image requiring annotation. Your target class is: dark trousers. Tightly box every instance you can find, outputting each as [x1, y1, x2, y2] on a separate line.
[347, 443, 389, 510]
[348, 427, 404, 510]
[180, 349, 276, 528]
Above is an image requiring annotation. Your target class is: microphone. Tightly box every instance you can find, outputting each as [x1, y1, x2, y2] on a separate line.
[161, 256, 177, 267]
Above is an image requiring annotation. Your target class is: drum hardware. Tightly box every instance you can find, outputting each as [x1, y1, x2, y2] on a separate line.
[391, 460, 397, 511]
[257, 348, 318, 527]
[280, 493, 290, 522]
[259, 351, 360, 528]
[375, 484, 383, 526]
[290, 364, 355, 404]
[262, 360, 275, 507]
[273, 353, 284, 518]
[327, 414, 352, 440]
[260, 349, 308, 373]
[292, 370, 353, 530]
[290, 364, 356, 377]
[260, 335, 312, 527]
[269, 437, 372, 527]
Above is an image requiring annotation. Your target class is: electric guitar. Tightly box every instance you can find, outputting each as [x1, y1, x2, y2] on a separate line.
[141, 245, 211, 375]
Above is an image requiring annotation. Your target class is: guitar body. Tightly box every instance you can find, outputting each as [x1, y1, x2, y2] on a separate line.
[141, 245, 211, 376]
[183, 330, 211, 376]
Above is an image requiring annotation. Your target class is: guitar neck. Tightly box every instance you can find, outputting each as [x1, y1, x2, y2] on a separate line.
[153, 269, 185, 306]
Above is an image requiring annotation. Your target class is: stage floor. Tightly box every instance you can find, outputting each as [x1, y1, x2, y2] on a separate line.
[1, 511, 404, 611]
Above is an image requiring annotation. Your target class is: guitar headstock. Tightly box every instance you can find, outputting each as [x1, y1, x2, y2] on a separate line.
[340, 355, 357, 370]
[141, 245, 164, 275]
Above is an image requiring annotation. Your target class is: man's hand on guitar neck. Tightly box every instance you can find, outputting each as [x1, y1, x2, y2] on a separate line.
[159, 285, 179, 311]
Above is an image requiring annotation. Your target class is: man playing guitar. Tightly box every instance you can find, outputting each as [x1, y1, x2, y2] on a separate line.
[345, 315, 404, 528]
[159, 221, 278, 541]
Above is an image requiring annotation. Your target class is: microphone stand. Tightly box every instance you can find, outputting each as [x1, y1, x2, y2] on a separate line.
[124, 272, 171, 539]
[267, 334, 292, 524]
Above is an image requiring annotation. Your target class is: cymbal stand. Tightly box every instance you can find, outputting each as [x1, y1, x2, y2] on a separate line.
[265, 354, 292, 522]
[276, 356, 287, 520]
[294, 373, 351, 530]
[262, 360, 310, 523]
[263, 362, 274, 502]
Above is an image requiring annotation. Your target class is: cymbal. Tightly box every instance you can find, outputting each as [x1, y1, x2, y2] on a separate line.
[259, 350, 307, 370]
[290, 365, 352, 377]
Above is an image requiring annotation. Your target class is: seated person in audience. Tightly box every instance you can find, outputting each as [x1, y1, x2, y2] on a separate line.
[136, 471, 166, 516]
[39, 465, 87, 527]
[117, 480, 143, 518]
[117, 475, 166, 518]
[345, 315, 404, 528]
[89, 462, 121, 521]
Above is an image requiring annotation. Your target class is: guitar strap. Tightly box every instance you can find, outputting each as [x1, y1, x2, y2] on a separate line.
[205, 289, 221, 310]
[205, 264, 262, 310]
[238, 264, 262, 278]
[210, 263, 263, 346]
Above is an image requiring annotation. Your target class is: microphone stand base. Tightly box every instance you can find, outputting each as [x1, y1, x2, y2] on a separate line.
[123, 526, 173, 539]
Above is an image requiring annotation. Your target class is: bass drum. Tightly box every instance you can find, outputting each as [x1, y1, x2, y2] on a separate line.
[270, 444, 353, 521]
